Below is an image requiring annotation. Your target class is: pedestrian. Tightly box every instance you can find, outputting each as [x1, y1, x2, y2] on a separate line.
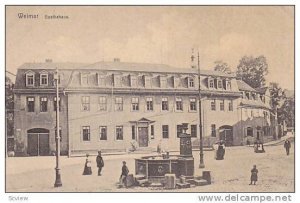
[96, 151, 104, 176]
[284, 139, 291, 155]
[119, 161, 129, 187]
[249, 165, 258, 185]
[83, 154, 92, 175]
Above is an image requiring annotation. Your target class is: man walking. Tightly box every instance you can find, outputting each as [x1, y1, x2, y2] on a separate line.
[119, 161, 129, 187]
[284, 139, 291, 156]
[96, 151, 104, 176]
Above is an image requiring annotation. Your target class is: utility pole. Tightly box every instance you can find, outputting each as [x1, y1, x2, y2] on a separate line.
[197, 52, 205, 168]
[54, 68, 62, 187]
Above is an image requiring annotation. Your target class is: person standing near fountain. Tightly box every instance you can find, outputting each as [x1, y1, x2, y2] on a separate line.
[96, 151, 104, 176]
[119, 161, 129, 187]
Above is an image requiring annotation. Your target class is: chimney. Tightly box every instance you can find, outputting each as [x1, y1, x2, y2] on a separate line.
[113, 58, 120, 62]
[45, 59, 53, 63]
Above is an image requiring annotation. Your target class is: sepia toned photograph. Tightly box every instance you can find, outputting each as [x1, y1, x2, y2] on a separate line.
[5, 5, 295, 193]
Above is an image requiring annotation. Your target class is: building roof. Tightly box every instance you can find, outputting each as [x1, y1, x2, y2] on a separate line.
[236, 80, 257, 92]
[255, 87, 268, 94]
[17, 61, 236, 77]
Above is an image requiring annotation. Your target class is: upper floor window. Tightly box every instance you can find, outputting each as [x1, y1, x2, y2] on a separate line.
[81, 96, 90, 111]
[190, 98, 197, 111]
[176, 97, 183, 111]
[98, 96, 107, 111]
[217, 80, 223, 89]
[150, 125, 155, 139]
[162, 97, 169, 111]
[81, 73, 89, 85]
[188, 77, 194, 88]
[130, 75, 137, 87]
[40, 97, 48, 112]
[97, 74, 106, 86]
[132, 97, 139, 111]
[26, 72, 35, 87]
[220, 100, 225, 111]
[115, 97, 123, 111]
[146, 97, 153, 111]
[160, 76, 167, 88]
[40, 72, 48, 86]
[27, 97, 35, 112]
[209, 79, 214, 88]
[211, 100, 216, 111]
[226, 80, 231, 90]
[228, 100, 233, 111]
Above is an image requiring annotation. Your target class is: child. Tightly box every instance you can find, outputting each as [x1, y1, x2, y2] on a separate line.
[96, 151, 104, 176]
[83, 154, 92, 175]
[249, 165, 258, 185]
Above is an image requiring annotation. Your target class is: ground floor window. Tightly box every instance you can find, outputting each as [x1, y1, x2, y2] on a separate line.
[99, 126, 107, 140]
[116, 126, 123, 140]
[82, 126, 90, 141]
[191, 125, 197, 137]
[162, 125, 169, 138]
[246, 127, 253, 137]
[177, 125, 183, 137]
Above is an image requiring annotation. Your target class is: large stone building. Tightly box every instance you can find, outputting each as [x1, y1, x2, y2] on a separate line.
[13, 59, 276, 156]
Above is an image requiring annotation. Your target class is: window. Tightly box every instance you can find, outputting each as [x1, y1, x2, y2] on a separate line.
[176, 97, 183, 111]
[146, 97, 153, 111]
[82, 126, 90, 141]
[151, 125, 154, 139]
[81, 73, 89, 85]
[211, 124, 216, 137]
[211, 100, 216, 111]
[229, 100, 233, 111]
[98, 96, 107, 111]
[54, 97, 61, 111]
[40, 74, 48, 86]
[132, 126, 136, 140]
[162, 125, 169, 139]
[246, 127, 253, 137]
[113, 75, 121, 87]
[177, 125, 184, 137]
[26, 73, 34, 87]
[40, 97, 48, 112]
[81, 96, 90, 111]
[226, 81, 231, 90]
[116, 126, 123, 140]
[191, 125, 197, 137]
[160, 76, 167, 88]
[99, 126, 107, 140]
[209, 79, 214, 88]
[190, 98, 197, 111]
[132, 97, 139, 111]
[188, 78, 194, 88]
[97, 74, 106, 86]
[27, 97, 35, 112]
[115, 97, 123, 111]
[130, 75, 137, 87]
[162, 97, 169, 111]
[217, 80, 223, 89]
[220, 100, 225, 111]
[144, 76, 151, 88]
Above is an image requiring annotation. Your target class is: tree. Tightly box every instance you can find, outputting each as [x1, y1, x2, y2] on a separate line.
[278, 97, 294, 128]
[236, 55, 268, 88]
[269, 82, 286, 111]
[213, 60, 232, 74]
[6, 76, 14, 152]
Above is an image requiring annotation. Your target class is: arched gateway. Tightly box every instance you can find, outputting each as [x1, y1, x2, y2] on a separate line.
[27, 128, 50, 156]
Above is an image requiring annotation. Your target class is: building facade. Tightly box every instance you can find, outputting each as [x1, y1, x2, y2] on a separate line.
[13, 60, 275, 156]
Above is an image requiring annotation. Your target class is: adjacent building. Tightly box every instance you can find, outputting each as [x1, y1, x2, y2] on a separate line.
[13, 59, 276, 156]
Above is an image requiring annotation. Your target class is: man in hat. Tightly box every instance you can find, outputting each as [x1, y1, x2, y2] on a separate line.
[284, 139, 291, 156]
[119, 161, 129, 187]
[96, 151, 104, 176]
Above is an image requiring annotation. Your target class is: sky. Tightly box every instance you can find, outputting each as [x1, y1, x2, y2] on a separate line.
[6, 6, 294, 89]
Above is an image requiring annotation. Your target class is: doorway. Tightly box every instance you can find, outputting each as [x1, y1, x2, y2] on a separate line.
[138, 127, 148, 147]
[219, 125, 233, 146]
[27, 128, 50, 156]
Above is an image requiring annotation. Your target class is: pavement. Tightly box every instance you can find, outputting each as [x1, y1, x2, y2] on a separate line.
[6, 140, 294, 192]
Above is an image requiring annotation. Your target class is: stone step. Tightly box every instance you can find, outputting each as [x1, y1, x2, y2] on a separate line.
[135, 174, 146, 180]
[176, 182, 191, 189]
[136, 179, 150, 187]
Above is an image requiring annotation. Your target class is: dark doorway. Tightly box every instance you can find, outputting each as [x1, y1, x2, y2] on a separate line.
[138, 127, 148, 147]
[27, 128, 50, 156]
[219, 125, 233, 146]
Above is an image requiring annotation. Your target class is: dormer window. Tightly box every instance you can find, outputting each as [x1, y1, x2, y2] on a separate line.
[188, 77, 194, 88]
[81, 72, 89, 85]
[26, 71, 35, 87]
[217, 79, 223, 89]
[159, 76, 167, 88]
[173, 76, 180, 88]
[130, 75, 137, 87]
[245, 92, 250, 100]
[97, 73, 106, 86]
[113, 74, 122, 87]
[40, 72, 48, 86]
[208, 78, 214, 89]
[226, 80, 231, 90]
[143, 75, 151, 88]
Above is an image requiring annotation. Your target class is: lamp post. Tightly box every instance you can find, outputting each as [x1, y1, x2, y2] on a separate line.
[54, 68, 62, 187]
[197, 52, 205, 168]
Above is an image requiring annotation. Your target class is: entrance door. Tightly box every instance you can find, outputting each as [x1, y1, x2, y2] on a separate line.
[138, 127, 148, 147]
[27, 128, 50, 156]
[27, 133, 38, 156]
[219, 125, 233, 146]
